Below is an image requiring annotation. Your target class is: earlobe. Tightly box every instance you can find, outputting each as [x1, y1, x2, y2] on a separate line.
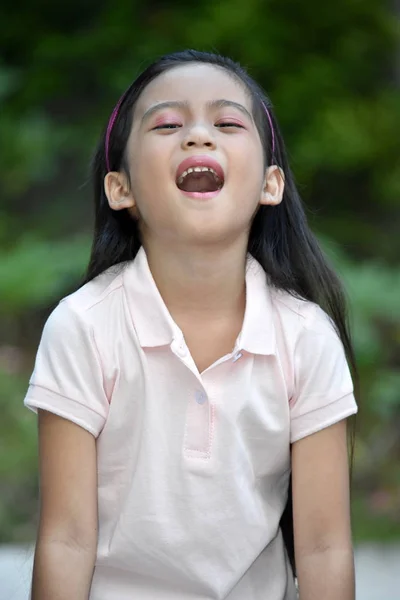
[104, 171, 135, 211]
[260, 190, 282, 206]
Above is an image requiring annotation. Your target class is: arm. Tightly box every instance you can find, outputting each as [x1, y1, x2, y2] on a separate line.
[31, 410, 98, 600]
[292, 419, 355, 600]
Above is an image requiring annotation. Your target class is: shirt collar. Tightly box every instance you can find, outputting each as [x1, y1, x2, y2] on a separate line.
[123, 246, 276, 356]
[239, 256, 276, 356]
[123, 247, 177, 347]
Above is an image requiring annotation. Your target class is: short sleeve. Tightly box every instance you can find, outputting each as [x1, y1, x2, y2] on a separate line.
[290, 305, 357, 443]
[24, 299, 109, 437]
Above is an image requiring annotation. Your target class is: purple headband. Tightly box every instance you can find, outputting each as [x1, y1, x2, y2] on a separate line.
[261, 101, 275, 157]
[104, 93, 275, 172]
[105, 91, 128, 172]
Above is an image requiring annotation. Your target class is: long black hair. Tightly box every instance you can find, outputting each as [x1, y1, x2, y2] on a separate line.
[86, 49, 357, 575]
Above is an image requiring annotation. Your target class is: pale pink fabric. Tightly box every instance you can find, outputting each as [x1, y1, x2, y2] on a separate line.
[25, 247, 357, 600]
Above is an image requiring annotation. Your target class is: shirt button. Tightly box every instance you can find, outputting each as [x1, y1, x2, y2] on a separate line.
[195, 390, 207, 405]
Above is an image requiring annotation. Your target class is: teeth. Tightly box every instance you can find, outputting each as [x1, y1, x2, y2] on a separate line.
[178, 166, 221, 184]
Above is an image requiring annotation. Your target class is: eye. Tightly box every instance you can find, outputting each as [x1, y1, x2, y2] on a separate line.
[215, 122, 245, 129]
[153, 123, 181, 130]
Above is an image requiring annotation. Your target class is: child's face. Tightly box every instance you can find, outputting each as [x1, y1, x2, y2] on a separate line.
[107, 64, 282, 249]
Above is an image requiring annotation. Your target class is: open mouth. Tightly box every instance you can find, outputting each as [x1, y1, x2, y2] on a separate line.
[176, 166, 224, 193]
[175, 157, 225, 196]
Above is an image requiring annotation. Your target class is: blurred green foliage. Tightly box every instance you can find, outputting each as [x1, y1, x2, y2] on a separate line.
[0, 0, 399, 543]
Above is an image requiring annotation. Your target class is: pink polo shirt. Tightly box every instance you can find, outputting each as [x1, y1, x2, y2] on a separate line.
[24, 247, 357, 600]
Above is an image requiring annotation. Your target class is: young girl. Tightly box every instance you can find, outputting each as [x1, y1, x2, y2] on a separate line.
[25, 50, 358, 600]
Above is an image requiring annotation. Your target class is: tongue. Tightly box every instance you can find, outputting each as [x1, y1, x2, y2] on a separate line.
[178, 171, 220, 193]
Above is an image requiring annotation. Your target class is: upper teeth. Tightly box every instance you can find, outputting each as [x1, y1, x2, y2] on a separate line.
[178, 166, 220, 184]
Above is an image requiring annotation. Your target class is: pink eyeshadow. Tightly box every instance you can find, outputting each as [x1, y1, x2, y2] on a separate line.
[153, 114, 181, 127]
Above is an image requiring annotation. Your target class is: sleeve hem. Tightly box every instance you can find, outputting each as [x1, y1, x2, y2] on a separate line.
[24, 385, 105, 437]
[289, 389, 353, 416]
[290, 393, 358, 443]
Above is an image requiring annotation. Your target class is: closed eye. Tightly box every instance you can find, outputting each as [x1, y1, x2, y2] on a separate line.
[215, 122, 245, 129]
[153, 124, 181, 130]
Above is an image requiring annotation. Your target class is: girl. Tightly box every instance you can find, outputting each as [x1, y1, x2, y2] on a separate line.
[25, 50, 358, 600]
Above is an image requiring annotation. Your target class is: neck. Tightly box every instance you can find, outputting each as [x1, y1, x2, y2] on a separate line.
[143, 239, 247, 321]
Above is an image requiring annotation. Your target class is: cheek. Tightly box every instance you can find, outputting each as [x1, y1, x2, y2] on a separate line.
[130, 143, 170, 193]
[128, 152, 172, 223]
[231, 144, 264, 191]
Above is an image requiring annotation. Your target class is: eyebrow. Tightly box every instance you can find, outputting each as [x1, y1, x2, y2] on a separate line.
[141, 99, 253, 123]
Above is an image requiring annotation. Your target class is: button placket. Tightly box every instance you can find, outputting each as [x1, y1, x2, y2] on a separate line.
[183, 386, 213, 458]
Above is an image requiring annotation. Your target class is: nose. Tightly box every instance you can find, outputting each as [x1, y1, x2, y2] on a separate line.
[181, 121, 216, 150]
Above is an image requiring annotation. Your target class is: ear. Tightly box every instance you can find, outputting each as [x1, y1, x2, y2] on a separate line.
[260, 165, 285, 206]
[104, 171, 136, 211]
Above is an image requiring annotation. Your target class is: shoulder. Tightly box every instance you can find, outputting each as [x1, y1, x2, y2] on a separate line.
[37, 264, 135, 365]
[268, 288, 344, 387]
[271, 290, 351, 391]
[270, 287, 333, 343]
[65, 264, 126, 313]
[48, 263, 128, 331]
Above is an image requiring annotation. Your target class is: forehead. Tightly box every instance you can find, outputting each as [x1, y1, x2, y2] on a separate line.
[135, 63, 251, 115]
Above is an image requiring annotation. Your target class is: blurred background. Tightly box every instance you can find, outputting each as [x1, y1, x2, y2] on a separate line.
[0, 0, 399, 598]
